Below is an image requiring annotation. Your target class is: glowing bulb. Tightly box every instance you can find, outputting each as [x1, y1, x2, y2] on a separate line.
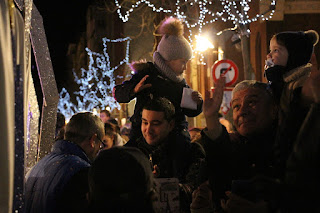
[195, 35, 214, 52]
[92, 108, 98, 115]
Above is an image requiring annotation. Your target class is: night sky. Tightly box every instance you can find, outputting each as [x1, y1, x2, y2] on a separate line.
[33, 0, 91, 91]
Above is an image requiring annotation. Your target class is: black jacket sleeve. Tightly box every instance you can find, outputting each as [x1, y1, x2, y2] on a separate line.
[114, 69, 148, 103]
[201, 127, 234, 211]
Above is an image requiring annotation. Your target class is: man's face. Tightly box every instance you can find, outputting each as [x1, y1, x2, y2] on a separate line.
[267, 37, 289, 67]
[232, 88, 275, 137]
[166, 58, 189, 76]
[99, 112, 109, 123]
[141, 109, 174, 146]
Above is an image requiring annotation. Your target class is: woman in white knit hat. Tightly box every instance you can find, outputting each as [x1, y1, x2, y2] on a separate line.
[114, 17, 203, 144]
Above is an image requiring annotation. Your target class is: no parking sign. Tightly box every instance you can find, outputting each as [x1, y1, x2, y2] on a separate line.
[211, 59, 239, 114]
[212, 59, 238, 86]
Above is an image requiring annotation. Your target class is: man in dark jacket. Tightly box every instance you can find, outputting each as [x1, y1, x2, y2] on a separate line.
[125, 97, 206, 212]
[25, 112, 105, 213]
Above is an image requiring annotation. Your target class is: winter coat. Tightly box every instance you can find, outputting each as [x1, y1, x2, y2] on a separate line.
[201, 126, 279, 211]
[125, 133, 206, 212]
[25, 140, 91, 213]
[280, 65, 320, 212]
[114, 61, 202, 133]
[279, 63, 311, 124]
[273, 64, 312, 180]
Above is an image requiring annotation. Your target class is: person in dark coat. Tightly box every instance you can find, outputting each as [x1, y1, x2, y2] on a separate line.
[114, 17, 203, 143]
[25, 112, 105, 213]
[264, 30, 319, 179]
[125, 97, 206, 212]
[191, 79, 279, 213]
[264, 30, 320, 212]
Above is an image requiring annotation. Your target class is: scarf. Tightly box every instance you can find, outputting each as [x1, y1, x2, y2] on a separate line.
[153, 51, 185, 83]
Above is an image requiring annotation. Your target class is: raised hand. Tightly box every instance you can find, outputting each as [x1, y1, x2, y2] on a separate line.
[204, 76, 226, 119]
[203, 76, 226, 137]
[133, 75, 152, 94]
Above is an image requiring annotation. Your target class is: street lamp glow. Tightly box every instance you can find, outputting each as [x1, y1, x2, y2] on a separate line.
[195, 35, 214, 52]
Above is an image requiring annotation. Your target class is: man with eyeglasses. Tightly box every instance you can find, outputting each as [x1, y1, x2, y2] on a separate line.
[25, 112, 105, 213]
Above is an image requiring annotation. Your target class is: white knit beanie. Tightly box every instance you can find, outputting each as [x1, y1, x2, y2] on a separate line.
[155, 17, 193, 61]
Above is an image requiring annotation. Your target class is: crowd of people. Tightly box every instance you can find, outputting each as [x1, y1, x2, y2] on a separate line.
[24, 16, 320, 213]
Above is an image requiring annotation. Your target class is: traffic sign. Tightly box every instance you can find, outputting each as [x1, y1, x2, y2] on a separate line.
[212, 59, 238, 86]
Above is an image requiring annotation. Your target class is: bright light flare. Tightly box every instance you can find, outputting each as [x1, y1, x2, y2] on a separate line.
[195, 35, 214, 52]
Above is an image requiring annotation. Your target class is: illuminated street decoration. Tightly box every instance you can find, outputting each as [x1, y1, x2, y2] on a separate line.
[60, 0, 277, 120]
[58, 37, 131, 121]
[114, 0, 276, 63]
[114, 0, 276, 24]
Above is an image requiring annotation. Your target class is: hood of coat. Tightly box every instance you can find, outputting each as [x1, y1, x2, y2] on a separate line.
[129, 60, 153, 74]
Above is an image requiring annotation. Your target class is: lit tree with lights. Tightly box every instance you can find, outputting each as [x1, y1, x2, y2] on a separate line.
[58, 37, 131, 121]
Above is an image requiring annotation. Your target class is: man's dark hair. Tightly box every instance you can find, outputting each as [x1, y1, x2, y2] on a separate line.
[64, 112, 104, 144]
[142, 97, 175, 122]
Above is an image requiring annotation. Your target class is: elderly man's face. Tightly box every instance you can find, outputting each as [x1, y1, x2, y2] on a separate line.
[141, 109, 174, 146]
[232, 88, 275, 137]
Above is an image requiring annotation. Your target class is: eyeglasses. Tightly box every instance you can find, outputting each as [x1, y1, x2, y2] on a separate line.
[96, 137, 106, 150]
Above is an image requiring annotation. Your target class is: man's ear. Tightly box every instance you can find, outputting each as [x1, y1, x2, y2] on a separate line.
[89, 134, 97, 148]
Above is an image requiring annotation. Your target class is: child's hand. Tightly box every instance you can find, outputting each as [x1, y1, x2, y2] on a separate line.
[134, 75, 152, 94]
[192, 91, 203, 105]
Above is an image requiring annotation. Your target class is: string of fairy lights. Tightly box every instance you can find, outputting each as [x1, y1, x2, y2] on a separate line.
[115, 0, 276, 63]
[58, 0, 276, 120]
[114, 0, 275, 24]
